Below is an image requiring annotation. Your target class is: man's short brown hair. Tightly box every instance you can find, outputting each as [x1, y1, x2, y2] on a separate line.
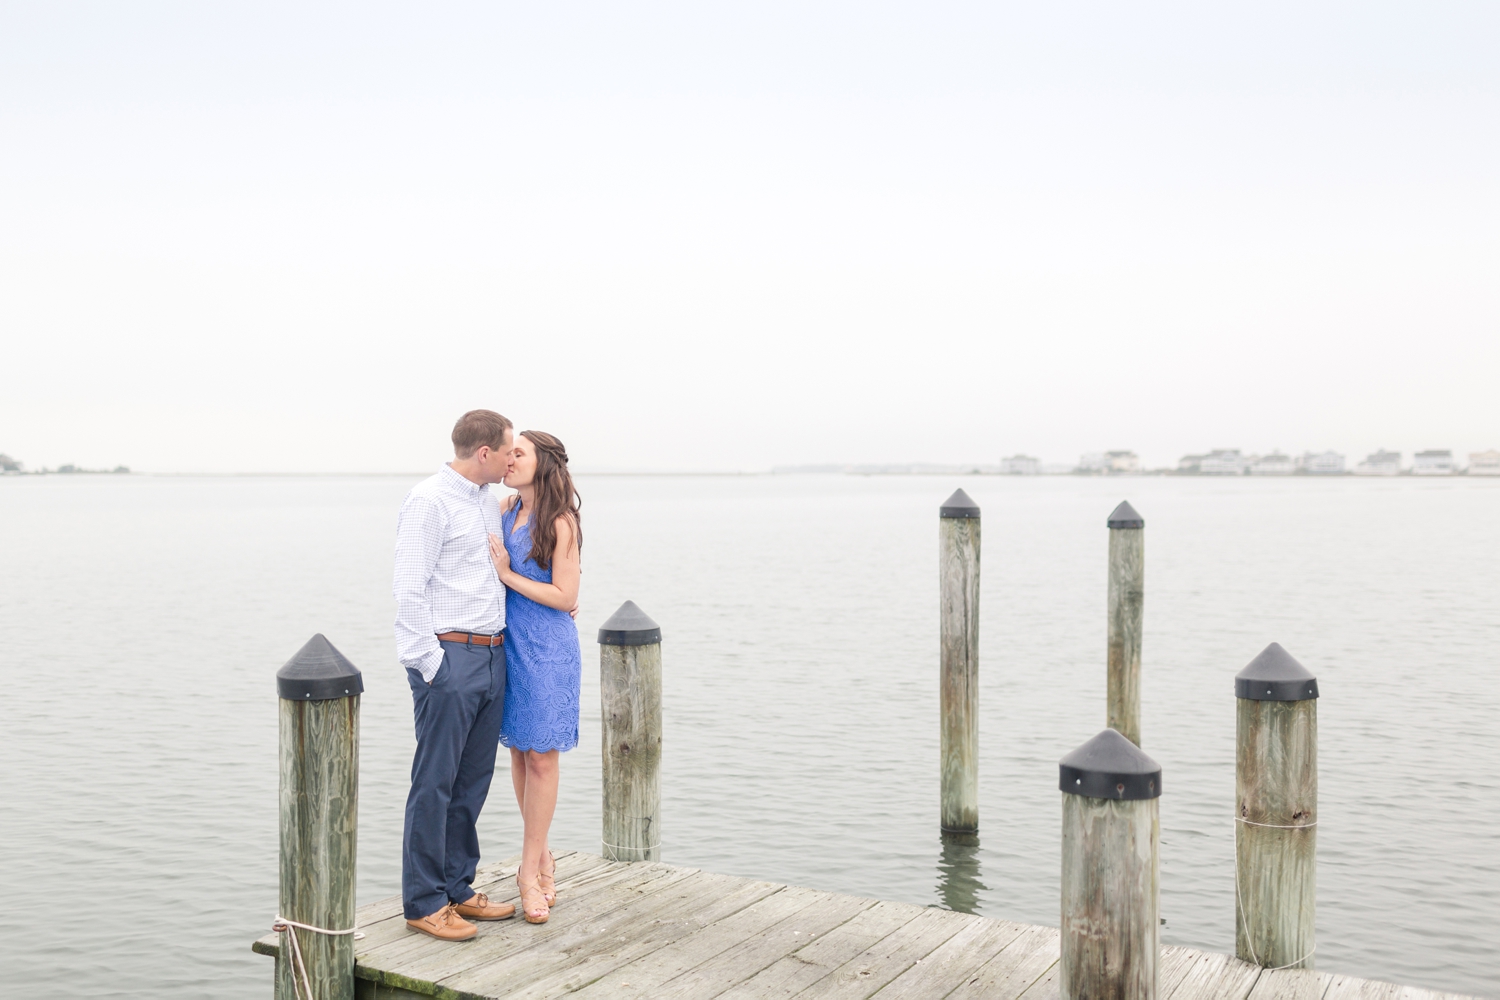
[452, 409, 514, 458]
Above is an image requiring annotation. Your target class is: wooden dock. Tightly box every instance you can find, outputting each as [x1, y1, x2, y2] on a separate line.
[252, 850, 1473, 1000]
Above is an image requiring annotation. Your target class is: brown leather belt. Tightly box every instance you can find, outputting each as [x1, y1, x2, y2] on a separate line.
[436, 631, 505, 647]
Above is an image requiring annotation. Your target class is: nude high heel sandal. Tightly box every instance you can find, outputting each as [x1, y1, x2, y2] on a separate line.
[539, 851, 557, 907]
[517, 873, 550, 924]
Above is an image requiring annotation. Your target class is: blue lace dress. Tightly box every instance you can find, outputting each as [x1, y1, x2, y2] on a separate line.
[498, 503, 582, 752]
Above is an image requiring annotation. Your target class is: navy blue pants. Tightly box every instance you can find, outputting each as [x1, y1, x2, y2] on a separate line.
[402, 639, 506, 919]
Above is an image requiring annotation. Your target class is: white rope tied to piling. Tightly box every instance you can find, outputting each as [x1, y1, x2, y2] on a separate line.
[272, 915, 365, 1000]
[1235, 816, 1317, 829]
[1232, 815, 1316, 971]
[601, 839, 661, 854]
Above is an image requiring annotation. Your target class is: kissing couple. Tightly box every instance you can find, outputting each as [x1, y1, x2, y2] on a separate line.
[391, 409, 583, 940]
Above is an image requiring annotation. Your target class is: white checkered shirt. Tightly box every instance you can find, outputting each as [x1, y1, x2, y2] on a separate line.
[392, 464, 506, 682]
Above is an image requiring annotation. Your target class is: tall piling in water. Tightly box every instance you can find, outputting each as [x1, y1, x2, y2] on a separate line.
[599, 601, 663, 862]
[1106, 500, 1145, 745]
[275, 634, 363, 1000]
[939, 488, 981, 837]
[1059, 728, 1161, 1000]
[1235, 642, 1318, 969]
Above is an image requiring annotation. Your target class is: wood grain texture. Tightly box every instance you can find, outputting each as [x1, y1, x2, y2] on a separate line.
[792, 907, 975, 999]
[1247, 967, 1332, 1000]
[1165, 950, 1261, 1000]
[277, 695, 360, 1000]
[600, 642, 663, 862]
[939, 515, 980, 832]
[1061, 793, 1159, 1000]
[1322, 975, 1401, 1000]
[874, 916, 1028, 999]
[1236, 698, 1316, 970]
[714, 899, 924, 999]
[944, 923, 1060, 1000]
[251, 852, 1472, 1000]
[567, 884, 836, 999]
[1106, 526, 1145, 745]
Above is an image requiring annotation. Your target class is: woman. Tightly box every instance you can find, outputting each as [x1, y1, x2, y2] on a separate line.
[488, 430, 582, 925]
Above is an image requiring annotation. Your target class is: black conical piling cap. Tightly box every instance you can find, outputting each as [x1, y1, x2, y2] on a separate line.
[940, 488, 981, 519]
[1107, 500, 1144, 529]
[277, 634, 364, 701]
[1059, 728, 1162, 800]
[598, 600, 662, 646]
[1235, 642, 1318, 701]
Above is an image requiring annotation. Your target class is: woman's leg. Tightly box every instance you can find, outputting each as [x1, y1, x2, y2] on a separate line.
[509, 747, 527, 810]
[518, 749, 560, 880]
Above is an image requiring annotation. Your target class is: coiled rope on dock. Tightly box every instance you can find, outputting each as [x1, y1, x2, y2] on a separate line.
[271, 915, 365, 1000]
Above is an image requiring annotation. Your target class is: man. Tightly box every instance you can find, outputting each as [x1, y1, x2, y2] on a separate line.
[393, 409, 518, 940]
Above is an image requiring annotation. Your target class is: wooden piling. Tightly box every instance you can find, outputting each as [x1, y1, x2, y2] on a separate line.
[1106, 500, 1145, 746]
[598, 601, 663, 862]
[1059, 728, 1161, 1000]
[275, 634, 363, 1000]
[939, 488, 981, 835]
[1235, 642, 1318, 970]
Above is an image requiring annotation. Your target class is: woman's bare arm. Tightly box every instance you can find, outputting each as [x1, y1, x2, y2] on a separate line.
[488, 517, 580, 612]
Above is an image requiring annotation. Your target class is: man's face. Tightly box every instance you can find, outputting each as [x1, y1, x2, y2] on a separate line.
[477, 432, 513, 484]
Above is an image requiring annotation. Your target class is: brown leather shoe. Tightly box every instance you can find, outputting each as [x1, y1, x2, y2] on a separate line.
[406, 903, 477, 941]
[454, 890, 516, 921]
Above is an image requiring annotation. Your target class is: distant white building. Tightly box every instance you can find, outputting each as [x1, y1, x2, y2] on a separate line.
[1105, 450, 1140, 474]
[1198, 449, 1250, 475]
[1177, 454, 1206, 473]
[1077, 453, 1108, 474]
[1354, 450, 1401, 476]
[1297, 451, 1346, 475]
[1412, 450, 1456, 475]
[1469, 449, 1500, 476]
[1250, 453, 1295, 475]
[1000, 455, 1041, 475]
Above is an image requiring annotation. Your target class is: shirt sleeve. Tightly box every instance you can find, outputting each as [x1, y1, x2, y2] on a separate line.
[393, 494, 447, 683]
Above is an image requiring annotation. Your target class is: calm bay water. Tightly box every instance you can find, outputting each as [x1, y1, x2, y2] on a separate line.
[0, 472, 1496, 997]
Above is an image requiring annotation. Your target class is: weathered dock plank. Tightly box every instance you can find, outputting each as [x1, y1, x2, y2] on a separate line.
[714, 899, 924, 999]
[565, 885, 844, 999]
[790, 906, 974, 999]
[1247, 967, 1332, 1000]
[251, 853, 1480, 1000]
[874, 916, 1030, 999]
[1168, 949, 1263, 1000]
[945, 922, 1060, 1000]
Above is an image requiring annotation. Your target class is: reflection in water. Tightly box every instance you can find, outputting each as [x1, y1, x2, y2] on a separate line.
[936, 831, 987, 914]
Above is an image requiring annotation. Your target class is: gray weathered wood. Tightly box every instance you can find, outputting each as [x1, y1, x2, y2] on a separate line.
[1165, 950, 1263, 1000]
[1107, 523, 1145, 745]
[499, 876, 785, 1000]
[1236, 697, 1316, 970]
[1061, 793, 1159, 1000]
[1322, 974, 1402, 1000]
[601, 640, 663, 862]
[939, 511, 980, 833]
[648, 891, 877, 999]
[1248, 966, 1332, 1000]
[790, 906, 972, 999]
[277, 695, 360, 1000]
[715, 899, 924, 999]
[945, 923, 1060, 1000]
[876, 917, 1028, 999]
[253, 851, 1471, 1000]
[567, 884, 835, 999]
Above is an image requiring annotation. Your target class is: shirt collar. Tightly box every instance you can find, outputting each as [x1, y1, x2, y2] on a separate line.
[441, 463, 488, 496]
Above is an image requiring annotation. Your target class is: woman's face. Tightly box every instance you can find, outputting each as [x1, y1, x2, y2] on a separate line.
[504, 435, 537, 489]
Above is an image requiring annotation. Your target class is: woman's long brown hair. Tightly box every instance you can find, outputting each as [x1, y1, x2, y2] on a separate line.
[518, 430, 581, 571]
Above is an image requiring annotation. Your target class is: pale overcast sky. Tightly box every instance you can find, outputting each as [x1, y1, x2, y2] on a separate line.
[2, 3, 1496, 472]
